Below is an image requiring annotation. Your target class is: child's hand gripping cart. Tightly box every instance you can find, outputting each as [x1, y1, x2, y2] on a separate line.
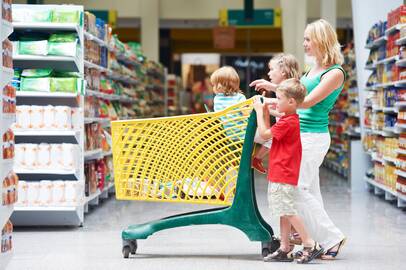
[111, 99, 280, 258]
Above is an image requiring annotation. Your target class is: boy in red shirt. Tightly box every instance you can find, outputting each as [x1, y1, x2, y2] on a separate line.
[253, 78, 324, 264]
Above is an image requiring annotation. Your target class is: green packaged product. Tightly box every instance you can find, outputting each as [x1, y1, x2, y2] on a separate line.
[51, 10, 81, 24]
[18, 40, 48, 56]
[50, 77, 79, 93]
[21, 69, 53, 78]
[48, 33, 78, 57]
[52, 71, 81, 78]
[21, 77, 50, 92]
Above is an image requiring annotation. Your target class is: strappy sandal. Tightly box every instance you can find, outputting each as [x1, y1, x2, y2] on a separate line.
[263, 248, 294, 262]
[321, 238, 346, 260]
[289, 232, 302, 246]
[296, 242, 324, 264]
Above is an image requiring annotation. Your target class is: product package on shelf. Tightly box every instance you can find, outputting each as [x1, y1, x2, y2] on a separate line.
[16, 180, 83, 207]
[2, 171, 18, 206]
[1, 220, 12, 254]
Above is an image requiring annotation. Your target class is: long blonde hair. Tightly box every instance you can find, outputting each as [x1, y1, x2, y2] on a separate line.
[269, 53, 300, 80]
[305, 19, 343, 67]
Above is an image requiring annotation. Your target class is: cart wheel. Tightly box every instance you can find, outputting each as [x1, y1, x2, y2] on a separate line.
[122, 246, 131, 259]
[270, 238, 280, 253]
[130, 240, 138, 255]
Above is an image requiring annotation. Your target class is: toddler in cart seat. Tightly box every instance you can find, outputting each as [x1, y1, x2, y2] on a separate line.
[253, 78, 324, 264]
[210, 66, 273, 170]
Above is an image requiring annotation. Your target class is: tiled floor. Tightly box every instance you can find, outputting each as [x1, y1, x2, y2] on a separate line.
[6, 168, 406, 270]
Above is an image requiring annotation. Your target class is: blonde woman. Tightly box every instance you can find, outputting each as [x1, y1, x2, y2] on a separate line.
[250, 19, 346, 259]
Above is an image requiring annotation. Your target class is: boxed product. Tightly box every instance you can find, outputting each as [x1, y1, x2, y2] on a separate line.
[1, 220, 13, 253]
[2, 129, 14, 159]
[18, 40, 48, 56]
[51, 9, 80, 24]
[2, 39, 13, 68]
[50, 77, 80, 93]
[20, 69, 52, 92]
[2, 0, 12, 22]
[2, 171, 18, 206]
[48, 33, 78, 57]
[12, 9, 52, 23]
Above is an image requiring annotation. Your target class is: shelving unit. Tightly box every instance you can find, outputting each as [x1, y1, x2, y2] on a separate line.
[362, 15, 406, 208]
[324, 44, 361, 180]
[0, 0, 14, 265]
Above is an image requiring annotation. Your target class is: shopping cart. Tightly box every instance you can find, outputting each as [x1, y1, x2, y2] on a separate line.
[111, 99, 279, 258]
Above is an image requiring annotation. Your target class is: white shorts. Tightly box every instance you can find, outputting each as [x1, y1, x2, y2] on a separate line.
[268, 182, 298, 217]
[254, 130, 272, 148]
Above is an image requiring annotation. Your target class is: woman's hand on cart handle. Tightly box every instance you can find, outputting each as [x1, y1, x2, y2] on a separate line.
[249, 79, 277, 93]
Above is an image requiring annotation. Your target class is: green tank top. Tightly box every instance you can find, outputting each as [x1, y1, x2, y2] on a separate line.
[298, 64, 346, 133]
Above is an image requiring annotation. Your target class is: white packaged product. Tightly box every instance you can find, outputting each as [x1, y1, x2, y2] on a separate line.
[37, 143, 51, 169]
[65, 181, 78, 205]
[61, 143, 77, 170]
[17, 181, 28, 206]
[26, 182, 41, 206]
[14, 144, 26, 169]
[39, 180, 53, 206]
[15, 105, 31, 129]
[53, 180, 65, 205]
[71, 107, 82, 130]
[50, 144, 63, 170]
[54, 106, 72, 130]
[30, 105, 44, 129]
[24, 144, 38, 169]
[43, 105, 55, 129]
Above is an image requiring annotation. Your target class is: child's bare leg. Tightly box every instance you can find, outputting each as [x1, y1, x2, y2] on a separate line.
[254, 145, 268, 159]
[286, 215, 314, 247]
[280, 216, 291, 252]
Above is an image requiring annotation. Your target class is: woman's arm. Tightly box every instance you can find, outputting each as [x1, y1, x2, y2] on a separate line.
[299, 69, 344, 109]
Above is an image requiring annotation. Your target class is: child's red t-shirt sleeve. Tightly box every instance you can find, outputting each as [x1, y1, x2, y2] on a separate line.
[271, 117, 290, 141]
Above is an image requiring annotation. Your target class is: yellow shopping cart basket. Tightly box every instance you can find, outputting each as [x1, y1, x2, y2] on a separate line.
[112, 99, 279, 258]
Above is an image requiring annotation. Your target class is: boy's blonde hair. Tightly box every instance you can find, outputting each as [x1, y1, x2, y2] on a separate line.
[210, 66, 241, 96]
[269, 53, 300, 80]
[276, 78, 307, 105]
[305, 19, 343, 66]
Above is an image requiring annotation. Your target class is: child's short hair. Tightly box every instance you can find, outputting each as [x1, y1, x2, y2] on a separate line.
[276, 78, 307, 104]
[269, 53, 300, 80]
[210, 66, 241, 96]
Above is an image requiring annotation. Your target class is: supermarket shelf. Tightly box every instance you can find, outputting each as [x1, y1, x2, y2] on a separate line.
[0, 204, 13, 229]
[383, 156, 398, 164]
[365, 36, 387, 49]
[395, 148, 406, 155]
[324, 159, 348, 178]
[375, 81, 396, 88]
[395, 123, 406, 129]
[1, 19, 13, 41]
[86, 89, 121, 101]
[16, 91, 78, 98]
[365, 62, 376, 70]
[371, 152, 384, 163]
[365, 177, 397, 197]
[395, 79, 406, 86]
[383, 126, 399, 134]
[395, 101, 406, 107]
[365, 176, 406, 207]
[84, 117, 110, 125]
[13, 21, 80, 35]
[13, 129, 80, 137]
[84, 148, 103, 161]
[382, 107, 398, 113]
[116, 53, 140, 67]
[15, 168, 80, 181]
[396, 58, 406, 67]
[364, 86, 377, 91]
[0, 250, 13, 270]
[84, 182, 114, 212]
[348, 112, 360, 117]
[13, 54, 81, 72]
[395, 169, 406, 178]
[84, 60, 108, 72]
[1, 67, 14, 88]
[376, 55, 398, 65]
[385, 23, 406, 36]
[372, 106, 383, 112]
[103, 150, 112, 157]
[396, 35, 406, 46]
[84, 31, 108, 47]
[11, 204, 84, 226]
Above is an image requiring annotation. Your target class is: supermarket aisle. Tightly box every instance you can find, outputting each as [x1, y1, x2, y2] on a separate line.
[7, 168, 406, 270]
